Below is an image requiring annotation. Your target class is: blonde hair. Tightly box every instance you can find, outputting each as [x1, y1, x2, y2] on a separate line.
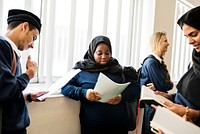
[150, 31, 171, 81]
[150, 31, 166, 58]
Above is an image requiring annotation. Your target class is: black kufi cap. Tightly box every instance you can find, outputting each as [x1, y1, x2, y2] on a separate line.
[177, 6, 200, 30]
[7, 9, 42, 33]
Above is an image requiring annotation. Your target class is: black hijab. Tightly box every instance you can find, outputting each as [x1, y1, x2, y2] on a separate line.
[177, 6, 200, 30]
[192, 50, 200, 77]
[176, 6, 200, 107]
[73, 35, 122, 74]
[176, 49, 200, 107]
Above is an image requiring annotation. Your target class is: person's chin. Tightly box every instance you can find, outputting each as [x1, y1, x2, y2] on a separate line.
[194, 46, 200, 52]
[195, 49, 200, 53]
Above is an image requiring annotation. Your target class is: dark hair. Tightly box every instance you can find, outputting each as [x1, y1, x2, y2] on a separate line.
[7, 21, 35, 31]
[177, 6, 200, 30]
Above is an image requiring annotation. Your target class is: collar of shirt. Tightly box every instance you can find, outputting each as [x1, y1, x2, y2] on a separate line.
[151, 53, 162, 64]
[2, 35, 21, 58]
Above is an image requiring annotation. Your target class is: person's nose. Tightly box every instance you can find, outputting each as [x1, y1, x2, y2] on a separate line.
[101, 53, 107, 58]
[29, 43, 34, 49]
[188, 37, 195, 45]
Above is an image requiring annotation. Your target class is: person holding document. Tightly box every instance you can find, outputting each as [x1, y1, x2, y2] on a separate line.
[61, 35, 140, 134]
[140, 31, 174, 134]
[154, 6, 200, 128]
[0, 9, 48, 134]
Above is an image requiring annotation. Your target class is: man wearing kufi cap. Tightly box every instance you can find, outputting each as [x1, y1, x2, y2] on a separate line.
[0, 9, 47, 134]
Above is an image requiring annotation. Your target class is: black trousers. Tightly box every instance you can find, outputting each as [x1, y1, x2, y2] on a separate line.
[2, 128, 27, 134]
[81, 125, 128, 134]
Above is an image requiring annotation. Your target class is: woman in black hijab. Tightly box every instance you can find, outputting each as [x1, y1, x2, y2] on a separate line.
[155, 6, 200, 127]
[73, 35, 122, 74]
[61, 35, 140, 134]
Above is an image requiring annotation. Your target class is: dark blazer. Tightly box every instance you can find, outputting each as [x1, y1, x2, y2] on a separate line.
[0, 36, 30, 132]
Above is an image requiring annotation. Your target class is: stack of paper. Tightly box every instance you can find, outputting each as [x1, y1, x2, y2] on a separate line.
[140, 85, 172, 107]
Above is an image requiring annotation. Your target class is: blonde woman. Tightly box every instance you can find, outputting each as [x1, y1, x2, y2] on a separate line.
[140, 32, 173, 134]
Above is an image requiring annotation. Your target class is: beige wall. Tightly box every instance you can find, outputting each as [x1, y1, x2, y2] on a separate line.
[27, 95, 137, 134]
[27, 96, 81, 134]
[153, 0, 176, 72]
[187, 0, 200, 5]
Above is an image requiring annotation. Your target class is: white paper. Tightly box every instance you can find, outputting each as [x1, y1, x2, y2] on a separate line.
[37, 69, 81, 101]
[140, 85, 173, 107]
[150, 106, 200, 134]
[94, 72, 130, 102]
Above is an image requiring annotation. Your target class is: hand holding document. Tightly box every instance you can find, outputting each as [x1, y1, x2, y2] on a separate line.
[37, 69, 81, 101]
[140, 85, 172, 107]
[150, 106, 200, 134]
[94, 73, 130, 102]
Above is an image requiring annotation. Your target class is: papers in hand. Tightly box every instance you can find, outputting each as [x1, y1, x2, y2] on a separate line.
[151, 106, 200, 134]
[140, 85, 172, 107]
[37, 69, 81, 101]
[94, 73, 130, 102]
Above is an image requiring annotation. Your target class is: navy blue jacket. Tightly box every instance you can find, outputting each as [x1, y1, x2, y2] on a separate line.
[0, 36, 30, 132]
[61, 70, 140, 130]
[140, 56, 173, 134]
[140, 56, 173, 92]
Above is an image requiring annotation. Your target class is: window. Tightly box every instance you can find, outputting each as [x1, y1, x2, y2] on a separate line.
[2, 0, 185, 86]
[171, 0, 194, 82]
[34, 0, 145, 85]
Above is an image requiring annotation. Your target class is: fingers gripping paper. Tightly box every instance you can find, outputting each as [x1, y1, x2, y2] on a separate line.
[140, 85, 172, 107]
[94, 73, 130, 102]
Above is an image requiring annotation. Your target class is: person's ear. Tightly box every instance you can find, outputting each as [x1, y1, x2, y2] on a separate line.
[22, 22, 29, 31]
